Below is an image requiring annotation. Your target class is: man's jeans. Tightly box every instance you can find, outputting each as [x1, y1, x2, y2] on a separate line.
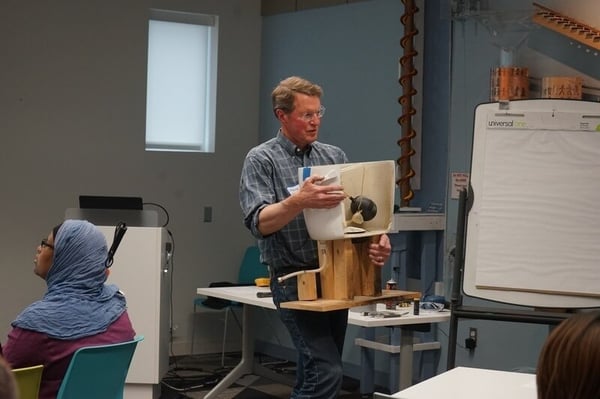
[270, 272, 348, 399]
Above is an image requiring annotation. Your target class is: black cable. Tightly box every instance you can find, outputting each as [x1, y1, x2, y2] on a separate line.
[437, 324, 466, 350]
[165, 229, 177, 369]
[105, 221, 127, 268]
[139, 201, 176, 365]
[161, 356, 227, 394]
[140, 201, 235, 392]
[143, 201, 170, 227]
[137, 202, 197, 383]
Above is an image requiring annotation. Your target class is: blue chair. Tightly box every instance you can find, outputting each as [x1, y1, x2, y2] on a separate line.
[12, 364, 43, 399]
[55, 335, 144, 399]
[236, 245, 268, 285]
[191, 245, 268, 365]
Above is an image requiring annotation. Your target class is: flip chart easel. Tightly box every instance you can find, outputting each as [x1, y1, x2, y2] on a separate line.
[447, 99, 600, 368]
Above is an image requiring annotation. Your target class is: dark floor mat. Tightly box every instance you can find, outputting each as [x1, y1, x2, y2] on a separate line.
[161, 373, 222, 393]
[233, 387, 282, 399]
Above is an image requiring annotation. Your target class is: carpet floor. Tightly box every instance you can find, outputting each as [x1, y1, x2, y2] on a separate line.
[159, 353, 370, 399]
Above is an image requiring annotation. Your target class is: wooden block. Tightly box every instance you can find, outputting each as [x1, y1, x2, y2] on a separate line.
[357, 235, 382, 296]
[297, 272, 317, 300]
[371, 236, 383, 295]
[350, 240, 363, 297]
[316, 237, 383, 300]
[318, 240, 336, 299]
[333, 239, 354, 300]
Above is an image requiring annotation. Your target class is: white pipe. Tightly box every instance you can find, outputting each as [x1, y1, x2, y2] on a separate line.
[277, 241, 328, 283]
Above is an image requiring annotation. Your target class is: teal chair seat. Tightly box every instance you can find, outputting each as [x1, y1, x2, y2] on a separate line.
[56, 335, 144, 399]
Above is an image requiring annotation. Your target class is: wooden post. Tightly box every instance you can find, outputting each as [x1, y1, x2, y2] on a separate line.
[297, 273, 318, 300]
[356, 235, 382, 297]
[318, 240, 335, 299]
[317, 236, 383, 300]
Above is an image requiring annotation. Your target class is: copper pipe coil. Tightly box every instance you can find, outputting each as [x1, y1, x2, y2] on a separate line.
[397, 0, 418, 207]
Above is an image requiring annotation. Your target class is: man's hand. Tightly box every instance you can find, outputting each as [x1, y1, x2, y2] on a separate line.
[369, 234, 391, 267]
[257, 175, 345, 236]
[295, 175, 346, 209]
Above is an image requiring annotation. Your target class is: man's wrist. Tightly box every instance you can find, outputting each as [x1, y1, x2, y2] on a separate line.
[282, 194, 303, 213]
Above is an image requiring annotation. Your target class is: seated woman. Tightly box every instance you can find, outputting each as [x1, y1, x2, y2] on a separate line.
[536, 310, 600, 399]
[3, 220, 135, 399]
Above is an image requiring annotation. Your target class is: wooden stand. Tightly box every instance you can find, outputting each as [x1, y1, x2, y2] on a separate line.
[283, 235, 421, 312]
[314, 236, 382, 301]
[286, 235, 412, 311]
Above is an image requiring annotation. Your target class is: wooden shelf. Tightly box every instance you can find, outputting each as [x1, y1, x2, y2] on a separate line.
[280, 289, 420, 312]
[392, 212, 445, 231]
[533, 2, 600, 51]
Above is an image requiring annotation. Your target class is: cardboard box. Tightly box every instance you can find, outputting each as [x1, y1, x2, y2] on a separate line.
[541, 76, 583, 99]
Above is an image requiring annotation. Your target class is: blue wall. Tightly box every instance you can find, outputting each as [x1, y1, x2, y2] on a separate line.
[260, 0, 448, 210]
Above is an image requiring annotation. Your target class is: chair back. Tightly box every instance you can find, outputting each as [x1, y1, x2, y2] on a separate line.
[12, 364, 43, 399]
[55, 335, 144, 399]
[237, 245, 268, 284]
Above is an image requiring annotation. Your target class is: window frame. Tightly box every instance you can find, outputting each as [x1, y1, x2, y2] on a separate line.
[145, 9, 219, 153]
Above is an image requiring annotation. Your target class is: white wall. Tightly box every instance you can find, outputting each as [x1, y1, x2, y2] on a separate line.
[0, 0, 262, 355]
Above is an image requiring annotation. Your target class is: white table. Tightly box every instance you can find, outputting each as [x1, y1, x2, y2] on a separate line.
[348, 305, 450, 393]
[196, 286, 449, 398]
[196, 286, 278, 399]
[388, 366, 536, 399]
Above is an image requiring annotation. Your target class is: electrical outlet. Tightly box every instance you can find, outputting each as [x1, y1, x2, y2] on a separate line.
[469, 327, 478, 342]
[203, 206, 213, 222]
[465, 327, 477, 350]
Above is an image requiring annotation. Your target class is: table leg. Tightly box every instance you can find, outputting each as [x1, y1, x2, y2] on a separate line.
[360, 327, 376, 395]
[399, 328, 414, 390]
[390, 234, 408, 289]
[420, 230, 441, 294]
[389, 327, 414, 392]
[203, 304, 254, 399]
[389, 328, 399, 393]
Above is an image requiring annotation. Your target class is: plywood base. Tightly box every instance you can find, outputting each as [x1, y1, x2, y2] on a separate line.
[280, 290, 420, 312]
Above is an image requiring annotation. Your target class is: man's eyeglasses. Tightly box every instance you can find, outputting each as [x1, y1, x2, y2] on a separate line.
[40, 239, 54, 250]
[298, 106, 325, 122]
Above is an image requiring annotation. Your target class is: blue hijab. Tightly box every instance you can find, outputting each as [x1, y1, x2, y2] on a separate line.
[12, 220, 127, 339]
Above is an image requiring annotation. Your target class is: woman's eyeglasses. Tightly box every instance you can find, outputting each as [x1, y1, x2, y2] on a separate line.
[40, 239, 54, 250]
